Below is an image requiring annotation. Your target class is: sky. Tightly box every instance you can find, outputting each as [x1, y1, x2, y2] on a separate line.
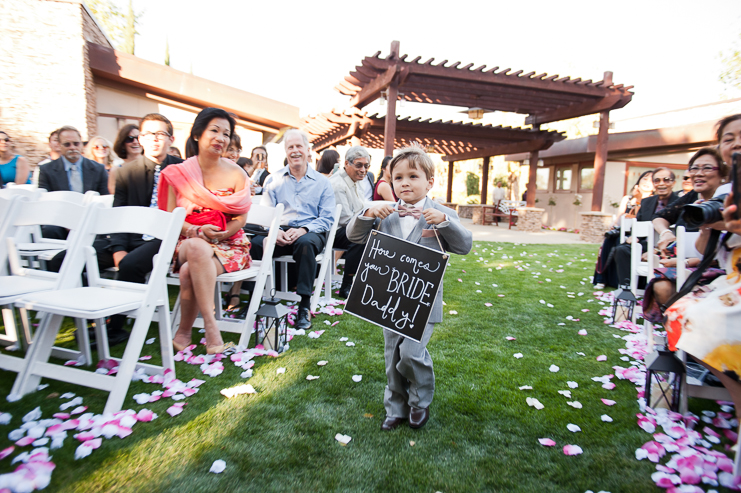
[129, 0, 741, 126]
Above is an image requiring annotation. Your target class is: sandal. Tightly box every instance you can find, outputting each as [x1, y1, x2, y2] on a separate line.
[225, 294, 241, 312]
[206, 341, 236, 355]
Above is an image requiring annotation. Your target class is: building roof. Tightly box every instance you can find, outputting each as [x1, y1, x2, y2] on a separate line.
[87, 42, 300, 134]
[301, 110, 566, 159]
[336, 49, 634, 125]
[505, 120, 716, 163]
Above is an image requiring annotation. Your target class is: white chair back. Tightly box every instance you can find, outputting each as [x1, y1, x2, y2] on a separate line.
[629, 221, 655, 296]
[675, 226, 702, 289]
[0, 187, 43, 201]
[0, 196, 25, 276]
[620, 216, 635, 244]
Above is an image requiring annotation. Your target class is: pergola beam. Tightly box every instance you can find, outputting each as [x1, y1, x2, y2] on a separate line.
[441, 137, 556, 162]
[525, 93, 630, 126]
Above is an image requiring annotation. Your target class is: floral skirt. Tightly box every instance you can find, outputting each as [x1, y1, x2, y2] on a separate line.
[173, 229, 251, 273]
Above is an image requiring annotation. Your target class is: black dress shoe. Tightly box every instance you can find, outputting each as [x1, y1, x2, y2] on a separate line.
[381, 416, 406, 431]
[296, 308, 312, 331]
[338, 278, 353, 298]
[409, 407, 429, 429]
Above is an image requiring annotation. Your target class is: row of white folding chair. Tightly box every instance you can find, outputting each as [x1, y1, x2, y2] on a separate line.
[169, 203, 284, 348]
[0, 197, 97, 372]
[273, 204, 343, 313]
[10, 205, 185, 414]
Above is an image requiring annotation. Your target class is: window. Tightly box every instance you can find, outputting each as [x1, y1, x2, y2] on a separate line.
[579, 166, 594, 191]
[555, 166, 572, 191]
[536, 168, 550, 191]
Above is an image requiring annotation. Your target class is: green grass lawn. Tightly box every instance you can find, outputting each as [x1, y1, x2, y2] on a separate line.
[0, 242, 734, 492]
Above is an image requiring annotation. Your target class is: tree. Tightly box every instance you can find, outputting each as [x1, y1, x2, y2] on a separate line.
[466, 171, 480, 197]
[86, 0, 140, 54]
[720, 33, 741, 95]
[164, 37, 170, 66]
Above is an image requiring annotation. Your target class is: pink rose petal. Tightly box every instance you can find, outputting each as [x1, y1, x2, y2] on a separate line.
[505, 336, 516, 341]
[538, 438, 556, 447]
[602, 382, 616, 390]
[601, 399, 616, 406]
[15, 436, 36, 447]
[596, 355, 607, 362]
[563, 444, 583, 456]
[0, 446, 14, 460]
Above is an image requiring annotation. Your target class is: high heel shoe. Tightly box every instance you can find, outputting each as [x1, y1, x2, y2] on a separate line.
[206, 341, 235, 355]
[172, 339, 188, 352]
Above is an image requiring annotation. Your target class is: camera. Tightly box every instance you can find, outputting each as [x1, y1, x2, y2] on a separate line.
[682, 194, 727, 228]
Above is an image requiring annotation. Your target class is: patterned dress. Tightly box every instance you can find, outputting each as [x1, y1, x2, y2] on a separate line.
[173, 188, 251, 273]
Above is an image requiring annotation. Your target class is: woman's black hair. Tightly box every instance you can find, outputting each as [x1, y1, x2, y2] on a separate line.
[316, 149, 339, 174]
[185, 108, 236, 158]
[632, 170, 654, 191]
[380, 155, 393, 170]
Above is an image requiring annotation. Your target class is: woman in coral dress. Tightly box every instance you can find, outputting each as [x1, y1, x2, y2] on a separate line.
[158, 108, 252, 355]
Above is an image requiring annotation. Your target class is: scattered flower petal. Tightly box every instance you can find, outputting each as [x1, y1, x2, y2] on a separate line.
[549, 365, 560, 373]
[538, 438, 556, 447]
[335, 433, 351, 445]
[210, 459, 226, 474]
[352, 375, 362, 382]
[563, 445, 583, 456]
[567, 424, 581, 432]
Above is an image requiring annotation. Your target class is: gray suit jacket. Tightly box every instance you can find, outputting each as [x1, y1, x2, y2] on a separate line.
[38, 157, 109, 195]
[346, 198, 472, 324]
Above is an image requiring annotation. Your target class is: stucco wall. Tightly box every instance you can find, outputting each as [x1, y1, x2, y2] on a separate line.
[0, 0, 110, 166]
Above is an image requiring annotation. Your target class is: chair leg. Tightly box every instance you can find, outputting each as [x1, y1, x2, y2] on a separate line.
[11, 313, 64, 396]
[95, 318, 111, 361]
[311, 255, 332, 313]
[678, 350, 689, 415]
[18, 307, 34, 349]
[170, 292, 182, 334]
[74, 318, 92, 366]
[157, 285, 175, 374]
[1, 306, 19, 347]
[238, 272, 268, 347]
[104, 309, 155, 415]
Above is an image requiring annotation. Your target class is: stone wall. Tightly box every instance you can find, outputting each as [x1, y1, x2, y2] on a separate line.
[579, 212, 613, 244]
[516, 207, 545, 233]
[0, 0, 109, 167]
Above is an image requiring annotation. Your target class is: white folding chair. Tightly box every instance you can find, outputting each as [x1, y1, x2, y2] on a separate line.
[0, 199, 98, 371]
[12, 206, 185, 414]
[170, 204, 284, 347]
[273, 204, 342, 312]
[619, 216, 635, 244]
[629, 221, 656, 297]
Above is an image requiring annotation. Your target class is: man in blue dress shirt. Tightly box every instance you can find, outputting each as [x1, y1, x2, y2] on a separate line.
[252, 129, 336, 330]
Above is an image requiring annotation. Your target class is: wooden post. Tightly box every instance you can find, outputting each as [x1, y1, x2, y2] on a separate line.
[383, 41, 400, 157]
[480, 156, 490, 204]
[591, 71, 613, 212]
[447, 161, 455, 203]
[526, 124, 541, 207]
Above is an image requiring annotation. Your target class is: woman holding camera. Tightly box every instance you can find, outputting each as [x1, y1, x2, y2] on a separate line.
[641, 147, 728, 323]
[656, 115, 740, 352]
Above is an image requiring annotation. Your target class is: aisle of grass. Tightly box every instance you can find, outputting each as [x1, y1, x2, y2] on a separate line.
[0, 242, 726, 492]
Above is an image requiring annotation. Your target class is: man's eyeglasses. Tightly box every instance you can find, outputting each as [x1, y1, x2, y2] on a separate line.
[61, 141, 81, 148]
[93, 145, 109, 150]
[350, 161, 371, 170]
[124, 135, 138, 144]
[139, 131, 171, 140]
[652, 177, 675, 184]
[688, 165, 719, 174]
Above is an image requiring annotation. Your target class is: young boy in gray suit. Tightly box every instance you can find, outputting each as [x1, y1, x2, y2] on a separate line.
[346, 146, 472, 430]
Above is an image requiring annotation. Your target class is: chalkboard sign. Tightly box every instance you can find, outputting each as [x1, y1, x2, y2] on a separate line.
[344, 230, 449, 342]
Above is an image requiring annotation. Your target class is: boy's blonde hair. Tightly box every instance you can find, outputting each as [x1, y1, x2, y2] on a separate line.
[389, 145, 435, 180]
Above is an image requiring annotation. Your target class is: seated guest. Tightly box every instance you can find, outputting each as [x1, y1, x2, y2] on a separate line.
[223, 132, 242, 163]
[100, 113, 183, 345]
[317, 149, 339, 177]
[168, 147, 182, 159]
[250, 146, 270, 194]
[160, 108, 251, 355]
[374, 156, 397, 201]
[0, 131, 31, 187]
[330, 146, 371, 297]
[594, 170, 663, 288]
[642, 148, 729, 322]
[252, 129, 336, 330]
[111, 124, 143, 194]
[84, 136, 115, 194]
[34, 129, 62, 184]
[678, 173, 693, 197]
[662, 114, 741, 351]
[236, 157, 252, 173]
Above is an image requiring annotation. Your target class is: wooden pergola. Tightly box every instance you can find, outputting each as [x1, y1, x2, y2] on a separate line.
[332, 41, 634, 210]
[302, 109, 564, 204]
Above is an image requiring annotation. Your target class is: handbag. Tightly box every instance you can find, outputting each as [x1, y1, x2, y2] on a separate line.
[185, 209, 228, 231]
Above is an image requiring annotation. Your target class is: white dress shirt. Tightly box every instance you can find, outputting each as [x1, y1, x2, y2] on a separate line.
[399, 199, 425, 239]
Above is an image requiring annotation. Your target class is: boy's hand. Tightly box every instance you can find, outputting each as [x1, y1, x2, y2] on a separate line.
[422, 208, 446, 225]
[365, 203, 395, 219]
[723, 193, 741, 235]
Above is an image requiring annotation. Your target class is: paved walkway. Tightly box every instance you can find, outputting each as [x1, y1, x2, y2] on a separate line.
[460, 218, 590, 244]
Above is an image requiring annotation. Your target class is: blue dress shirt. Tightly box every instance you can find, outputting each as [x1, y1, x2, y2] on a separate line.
[61, 155, 84, 192]
[260, 165, 336, 233]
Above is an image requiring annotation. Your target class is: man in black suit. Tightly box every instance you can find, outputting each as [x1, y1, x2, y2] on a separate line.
[96, 113, 183, 344]
[38, 125, 109, 239]
[613, 167, 680, 287]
